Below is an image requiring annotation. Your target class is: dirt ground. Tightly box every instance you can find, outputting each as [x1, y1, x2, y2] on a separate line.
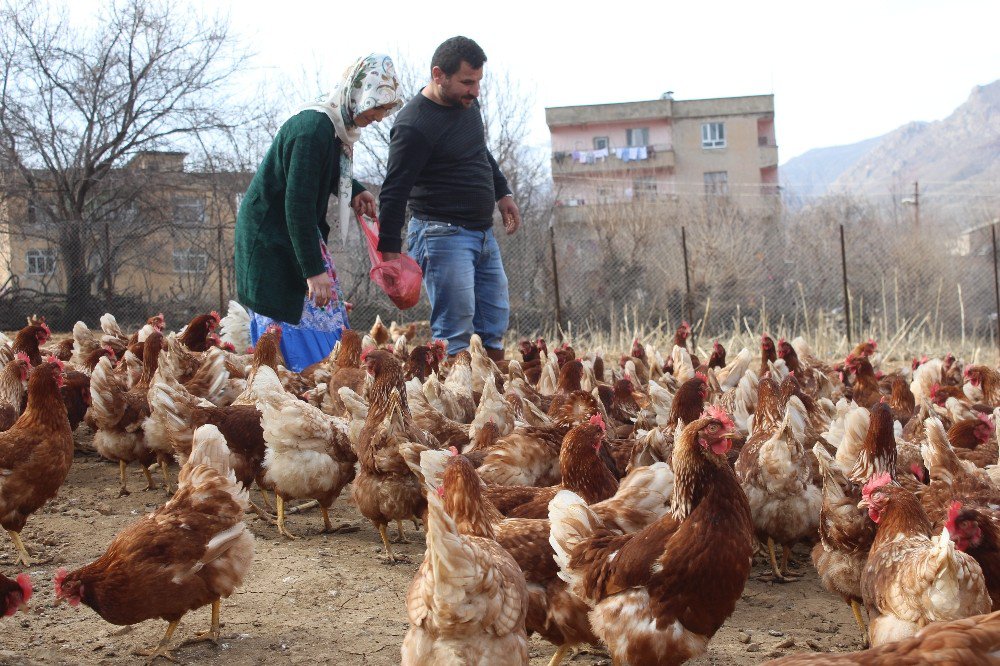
[0, 425, 866, 666]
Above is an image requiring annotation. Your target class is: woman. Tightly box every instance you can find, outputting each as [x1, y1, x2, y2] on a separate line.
[235, 54, 402, 371]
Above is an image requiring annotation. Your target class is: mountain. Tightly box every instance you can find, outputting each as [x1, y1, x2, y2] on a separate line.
[780, 135, 884, 199]
[780, 80, 1000, 208]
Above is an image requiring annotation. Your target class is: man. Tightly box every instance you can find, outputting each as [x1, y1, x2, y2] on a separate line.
[377, 36, 520, 363]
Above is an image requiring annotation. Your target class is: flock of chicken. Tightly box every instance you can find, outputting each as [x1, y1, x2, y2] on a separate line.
[2, 307, 1000, 664]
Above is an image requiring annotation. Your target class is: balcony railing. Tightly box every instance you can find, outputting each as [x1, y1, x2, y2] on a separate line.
[551, 143, 675, 174]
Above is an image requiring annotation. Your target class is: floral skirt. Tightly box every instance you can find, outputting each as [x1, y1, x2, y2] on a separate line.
[248, 237, 349, 372]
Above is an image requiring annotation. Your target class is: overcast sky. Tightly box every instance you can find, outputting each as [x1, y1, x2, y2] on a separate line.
[72, 0, 999, 165]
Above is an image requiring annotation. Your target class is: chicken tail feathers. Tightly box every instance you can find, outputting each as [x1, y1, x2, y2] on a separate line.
[548, 490, 603, 592]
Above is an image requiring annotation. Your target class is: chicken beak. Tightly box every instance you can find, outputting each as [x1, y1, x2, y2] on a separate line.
[857, 498, 869, 510]
[721, 433, 739, 440]
[53, 595, 64, 607]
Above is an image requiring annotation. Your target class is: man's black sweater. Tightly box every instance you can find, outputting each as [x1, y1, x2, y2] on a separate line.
[377, 94, 511, 253]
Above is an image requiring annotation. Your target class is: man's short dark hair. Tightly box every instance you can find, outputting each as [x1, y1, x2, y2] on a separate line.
[431, 36, 487, 76]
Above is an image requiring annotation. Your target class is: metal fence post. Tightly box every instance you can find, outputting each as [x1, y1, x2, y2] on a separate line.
[548, 214, 563, 333]
[840, 224, 852, 345]
[992, 223, 1000, 361]
[681, 225, 694, 348]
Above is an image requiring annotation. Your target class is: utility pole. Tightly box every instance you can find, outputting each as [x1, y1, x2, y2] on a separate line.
[902, 181, 920, 226]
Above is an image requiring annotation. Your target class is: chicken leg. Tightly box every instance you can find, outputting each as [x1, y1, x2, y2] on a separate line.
[377, 524, 408, 564]
[766, 537, 793, 583]
[156, 453, 173, 495]
[393, 519, 410, 543]
[850, 599, 870, 648]
[258, 486, 274, 511]
[142, 465, 157, 492]
[780, 544, 803, 579]
[118, 460, 130, 496]
[7, 530, 34, 567]
[275, 495, 297, 540]
[135, 618, 180, 664]
[183, 600, 221, 645]
[547, 644, 571, 666]
[320, 504, 357, 534]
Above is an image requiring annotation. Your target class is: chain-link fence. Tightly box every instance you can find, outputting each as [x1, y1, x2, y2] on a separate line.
[4, 190, 998, 364]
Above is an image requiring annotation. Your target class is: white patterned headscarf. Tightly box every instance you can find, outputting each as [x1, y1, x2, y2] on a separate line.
[301, 53, 403, 243]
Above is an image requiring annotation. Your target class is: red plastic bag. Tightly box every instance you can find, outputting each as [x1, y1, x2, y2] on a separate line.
[357, 213, 423, 309]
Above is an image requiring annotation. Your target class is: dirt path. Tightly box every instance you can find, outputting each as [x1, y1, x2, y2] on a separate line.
[0, 427, 864, 665]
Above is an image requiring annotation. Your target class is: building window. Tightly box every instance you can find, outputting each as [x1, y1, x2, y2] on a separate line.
[634, 177, 657, 199]
[173, 197, 206, 226]
[704, 171, 729, 196]
[25, 249, 56, 276]
[596, 185, 615, 201]
[173, 249, 208, 274]
[593, 136, 609, 151]
[626, 128, 649, 147]
[701, 122, 726, 148]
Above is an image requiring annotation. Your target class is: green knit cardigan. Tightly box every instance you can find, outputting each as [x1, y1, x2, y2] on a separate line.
[235, 110, 365, 323]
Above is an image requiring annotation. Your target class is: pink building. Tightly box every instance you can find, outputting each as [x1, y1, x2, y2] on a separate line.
[546, 93, 778, 206]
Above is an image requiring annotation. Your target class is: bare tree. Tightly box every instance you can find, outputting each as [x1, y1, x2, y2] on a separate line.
[0, 0, 249, 323]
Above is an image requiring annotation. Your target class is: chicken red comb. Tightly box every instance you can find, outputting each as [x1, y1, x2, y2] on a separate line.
[861, 472, 893, 498]
[695, 372, 708, 383]
[360, 346, 375, 361]
[930, 383, 941, 396]
[40, 321, 51, 336]
[436, 485, 445, 497]
[448, 446, 459, 456]
[946, 500, 963, 532]
[589, 413, 606, 431]
[46, 355, 64, 372]
[53, 567, 68, 600]
[777, 337, 787, 345]
[702, 404, 734, 430]
[210, 310, 221, 322]
[14, 352, 30, 365]
[15, 573, 31, 605]
[868, 338, 878, 349]
[977, 412, 995, 428]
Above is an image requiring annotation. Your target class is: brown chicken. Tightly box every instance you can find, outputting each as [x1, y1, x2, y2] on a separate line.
[549, 406, 753, 666]
[0, 354, 30, 432]
[966, 365, 1000, 406]
[476, 390, 603, 488]
[859, 472, 991, 646]
[177, 311, 221, 353]
[60, 370, 92, 433]
[402, 452, 529, 665]
[11, 323, 51, 367]
[845, 353, 882, 409]
[810, 444, 877, 645]
[484, 415, 619, 519]
[0, 359, 73, 565]
[89, 332, 163, 495]
[950, 414, 998, 468]
[254, 366, 357, 538]
[0, 572, 31, 617]
[353, 350, 436, 562]
[545, 360, 584, 418]
[760, 334, 777, 378]
[325, 329, 368, 416]
[946, 502, 1000, 611]
[54, 425, 254, 662]
[763, 611, 1000, 664]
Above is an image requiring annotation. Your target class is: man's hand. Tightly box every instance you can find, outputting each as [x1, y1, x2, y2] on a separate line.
[498, 195, 521, 235]
[352, 191, 377, 218]
[306, 272, 334, 308]
[381, 252, 401, 262]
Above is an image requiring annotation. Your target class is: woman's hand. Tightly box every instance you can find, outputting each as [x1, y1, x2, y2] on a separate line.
[306, 272, 334, 308]
[352, 191, 377, 218]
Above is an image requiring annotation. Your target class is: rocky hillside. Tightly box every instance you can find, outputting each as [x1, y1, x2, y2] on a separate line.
[781, 80, 1000, 208]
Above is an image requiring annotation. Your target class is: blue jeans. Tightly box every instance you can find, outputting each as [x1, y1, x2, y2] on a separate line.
[407, 217, 510, 355]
